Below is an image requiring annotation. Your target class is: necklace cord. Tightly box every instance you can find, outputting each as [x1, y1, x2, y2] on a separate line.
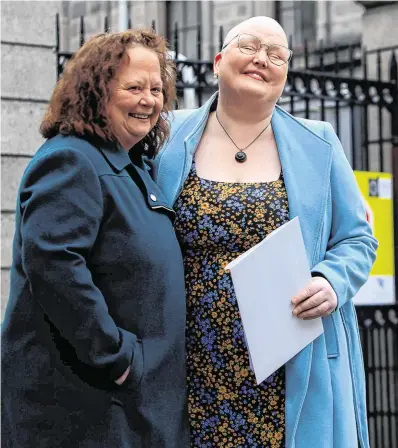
[215, 110, 272, 151]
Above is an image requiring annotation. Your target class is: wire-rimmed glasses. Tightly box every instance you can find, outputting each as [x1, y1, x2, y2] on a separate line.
[222, 33, 293, 66]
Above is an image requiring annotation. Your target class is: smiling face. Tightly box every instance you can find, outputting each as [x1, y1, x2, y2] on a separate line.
[107, 46, 164, 150]
[214, 17, 289, 105]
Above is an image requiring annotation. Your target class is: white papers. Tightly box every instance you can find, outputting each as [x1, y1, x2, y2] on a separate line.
[225, 217, 324, 385]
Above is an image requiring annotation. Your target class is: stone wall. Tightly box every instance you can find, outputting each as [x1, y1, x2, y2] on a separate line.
[329, 1, 363, 42]
[1, 1, 61, 317]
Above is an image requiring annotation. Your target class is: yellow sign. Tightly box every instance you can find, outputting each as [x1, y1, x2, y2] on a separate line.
[353, 171, 394, 305]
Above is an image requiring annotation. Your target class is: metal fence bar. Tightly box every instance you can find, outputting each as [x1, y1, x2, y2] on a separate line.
[366, 44, 398, 55]
[392, 51, 398, 315]
[289, 36, 295, 115]
[197, 24, 203, 107]
[358, 306, 398, 448]
[304, 40, 310, 120]
[79, 16, 85, 47]
[362, 48, 370, 170]
[55, 13, 61, 80]
[377, 50, 384, 171]
[319, 40, 326, 122]
[334, 43, 341, 137]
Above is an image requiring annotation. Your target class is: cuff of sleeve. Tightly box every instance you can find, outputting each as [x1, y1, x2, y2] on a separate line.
[311, 269, 339, 313]
[108, 329, 137, 382]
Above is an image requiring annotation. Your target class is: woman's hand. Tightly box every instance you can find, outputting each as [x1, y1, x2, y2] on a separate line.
[291, 276, 337, 319]
[115, 366, 130, 385]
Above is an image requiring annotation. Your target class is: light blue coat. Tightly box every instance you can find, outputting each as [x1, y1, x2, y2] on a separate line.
[151, 93, 378, 448]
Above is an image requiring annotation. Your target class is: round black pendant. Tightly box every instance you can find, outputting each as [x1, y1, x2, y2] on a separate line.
[235, 151, 247, 163]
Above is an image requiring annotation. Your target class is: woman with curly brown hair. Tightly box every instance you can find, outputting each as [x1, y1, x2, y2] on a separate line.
[1, 29, 190, 447]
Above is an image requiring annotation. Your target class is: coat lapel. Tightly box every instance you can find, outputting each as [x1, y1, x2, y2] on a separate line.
[272, 107, 333, 267]
[272, 107, 333, 446]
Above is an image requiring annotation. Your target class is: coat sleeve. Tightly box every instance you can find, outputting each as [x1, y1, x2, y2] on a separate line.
[19, 147, 135, 383]
[310, 122, 378, 309]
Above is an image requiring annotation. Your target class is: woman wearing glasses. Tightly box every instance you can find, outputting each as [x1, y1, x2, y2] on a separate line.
[152, 16, 376, 448]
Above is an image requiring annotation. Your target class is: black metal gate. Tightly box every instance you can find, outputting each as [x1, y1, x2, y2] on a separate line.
[357, 306, 398, 447]
[55, 14, 398, 448]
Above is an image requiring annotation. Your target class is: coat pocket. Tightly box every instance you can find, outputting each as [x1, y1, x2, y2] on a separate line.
[322, 313, 340, 358]
[128, 338, 144, 388]
[110, 339, 144, 407]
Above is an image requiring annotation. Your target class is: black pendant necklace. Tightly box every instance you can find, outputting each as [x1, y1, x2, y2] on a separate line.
[215, 110, 272, 163]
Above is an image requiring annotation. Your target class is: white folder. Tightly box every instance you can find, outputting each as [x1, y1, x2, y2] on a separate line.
[225, 217, 324, 385]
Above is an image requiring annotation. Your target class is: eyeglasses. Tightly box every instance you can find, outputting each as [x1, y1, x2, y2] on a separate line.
[222, 33, 293, 66]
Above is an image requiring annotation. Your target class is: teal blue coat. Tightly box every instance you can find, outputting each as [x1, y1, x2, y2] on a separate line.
[151, 93, 378, 448]
[2, 135, 189, 447]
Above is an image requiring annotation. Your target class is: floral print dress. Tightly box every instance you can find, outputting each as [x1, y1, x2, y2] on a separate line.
[174, 161, 289, 448]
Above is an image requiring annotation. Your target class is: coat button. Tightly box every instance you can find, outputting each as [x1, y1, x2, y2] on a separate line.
[150, 194, 157, 202]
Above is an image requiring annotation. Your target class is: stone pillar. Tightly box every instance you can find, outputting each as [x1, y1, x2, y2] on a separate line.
[253, 0, 275, 17]
[201, 1, 214, 60]
[329, 1, 363, 43]
[130, 1, 166, 33]
[317, 1, 330, 43]
[147, 1, 167, 35]
[130, 1, 149, 29]
[361, 2, 398, 67]
[1, 1, 60, 317]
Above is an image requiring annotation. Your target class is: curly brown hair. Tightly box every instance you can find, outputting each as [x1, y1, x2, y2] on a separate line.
[40, 29, 176, 158]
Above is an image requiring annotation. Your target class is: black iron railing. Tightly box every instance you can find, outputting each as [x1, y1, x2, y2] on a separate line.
[357, 305, 398, 448]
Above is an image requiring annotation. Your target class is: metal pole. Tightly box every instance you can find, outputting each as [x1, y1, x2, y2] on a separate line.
[119, 0, 128, 31]
[390, 52, 398, 302]
[55, 13, 60, 80]
[392, 97, 398, 303]
[79, 16, 85, 47]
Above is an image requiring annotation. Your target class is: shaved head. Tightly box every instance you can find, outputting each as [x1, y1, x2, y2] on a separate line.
[213, 15, 289, 111]
[224, 16, 288, 48]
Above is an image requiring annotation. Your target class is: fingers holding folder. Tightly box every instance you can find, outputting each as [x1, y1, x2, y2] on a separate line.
[292, 276, 338, 319]
[225, 217, 324, 385]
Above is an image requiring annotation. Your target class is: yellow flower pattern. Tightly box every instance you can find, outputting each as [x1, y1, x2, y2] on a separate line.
[174, 162, 289, 447]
